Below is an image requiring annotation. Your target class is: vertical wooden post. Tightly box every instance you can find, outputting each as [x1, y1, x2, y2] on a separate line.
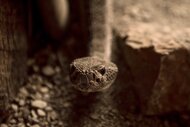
[0, 0, 27, 111]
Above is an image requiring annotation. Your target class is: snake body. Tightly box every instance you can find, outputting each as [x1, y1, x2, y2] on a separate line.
[70, 0, 118, 92]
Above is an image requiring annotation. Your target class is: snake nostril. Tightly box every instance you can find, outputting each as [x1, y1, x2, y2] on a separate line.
[96, 78, 101, 83]
[93, 73, 96, 79]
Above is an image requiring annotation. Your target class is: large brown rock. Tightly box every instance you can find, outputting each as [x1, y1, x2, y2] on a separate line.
[116, 23, 190, 115]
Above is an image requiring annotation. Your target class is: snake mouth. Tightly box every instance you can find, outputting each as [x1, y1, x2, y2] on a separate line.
[71, 81, 90, 92]
[74, 80, 107, 92]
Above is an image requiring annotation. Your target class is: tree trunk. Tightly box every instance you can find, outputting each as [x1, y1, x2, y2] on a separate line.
[0, 0, 27, 112]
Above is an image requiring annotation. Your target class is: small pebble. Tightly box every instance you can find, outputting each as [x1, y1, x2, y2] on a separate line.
[33, 65, 39, 72]
[26, 123, 31, 126]
[18, 117, 24, 122]
[58, 121, 64, 126]
[31, 100, 47, 109]
[10, 119, 17, 124]
[19, 100, 25, 106]
[0, 124, 8, 127]
[11, 104, 18, 111]
[90, 113, 99, 120]
[34, 92, 42, 99]
[31, 124, 40, 127]
[37, 109, 46, 117]
[43, 94, 50, 100]
[55, 66, 61, 73]
[42, 66, 55, 76]
[18, 123, 25, 127]
[22, 108, 30, 119]
[29, 75, 43, 84]
[49, 111, 58, 120]
[19, 87, 29, 97]
[63, 102, 71, 108]
[45, 106, 53, 111]
[45, 82, 53, 89]
[40, 87, 49, 93]
[27, 59, 35, 66]
[31, 110, 38, 119]
[53, 74, 62, 85]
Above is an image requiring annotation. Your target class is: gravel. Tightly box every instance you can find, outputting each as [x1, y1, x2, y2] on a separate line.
[42, 65, 55, 76]
[0, 54, 65, 127]
[31, 100, 47, 109]
[37, 109, 46, 117]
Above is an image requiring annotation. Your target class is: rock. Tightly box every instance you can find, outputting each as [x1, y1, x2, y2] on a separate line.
[45, 106, 53, 111]
[48, 111, 58, 120]
[53, 74, 62, 85]
[30, 124, 40, 127]
[90, 113, 99, 120]
[31, 110, 38, 119]
[19, 100, 25, 106]
[29, 75, 43, 84]
[26, 123, 31, 127]
[0, 124, 8, 127]
[11, 104, 18, 111]
[10, 119, 17, 124]
[19, 87, 29, 97]
[40, 87, 49, 93]
[45, 81, 53, 89]
[34, 92, 43, 99]
[33, 65, 39, 72]
[27, 59, 35, 67]
[43, 94, 50, 100]
[37, 109, 46, 117]
[147, 48, 190, 114]
[116, 23, 190, 115]
[22, 108, 30, 119]
[58, 121, 64, 126]
[63, 102, 71, 108]
[17, 123, 25, 127]
[55, 66, 61, 73]
[18, 117, 24, 123]
[31, 100, 47, 109]
[42, 66, 55, 76]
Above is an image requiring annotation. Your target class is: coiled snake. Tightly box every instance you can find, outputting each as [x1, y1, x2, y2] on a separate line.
[69, 0, 118, 92]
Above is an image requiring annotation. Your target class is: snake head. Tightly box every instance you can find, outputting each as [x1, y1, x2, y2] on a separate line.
[69, 57, 118, 92]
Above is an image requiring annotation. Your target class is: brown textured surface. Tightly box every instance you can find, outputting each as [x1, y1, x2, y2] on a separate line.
[114, 0, 190, 115]
[0, 0, 27, 111]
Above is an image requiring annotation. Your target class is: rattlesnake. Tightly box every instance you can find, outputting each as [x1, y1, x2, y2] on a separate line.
[69, 0, 118, 92]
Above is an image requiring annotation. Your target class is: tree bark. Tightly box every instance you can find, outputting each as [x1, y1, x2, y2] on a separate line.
[0, 0, 27, 111]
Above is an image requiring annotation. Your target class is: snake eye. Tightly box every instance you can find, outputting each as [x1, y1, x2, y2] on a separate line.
[98, 66, 106, 75]
[70, 64, 76, 74]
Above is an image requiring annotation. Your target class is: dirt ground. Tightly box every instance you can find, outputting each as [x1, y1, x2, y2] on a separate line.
[1, 0, 190, 127]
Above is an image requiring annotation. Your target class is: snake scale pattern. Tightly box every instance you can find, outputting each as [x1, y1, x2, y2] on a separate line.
[69, 0, 118, 92]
